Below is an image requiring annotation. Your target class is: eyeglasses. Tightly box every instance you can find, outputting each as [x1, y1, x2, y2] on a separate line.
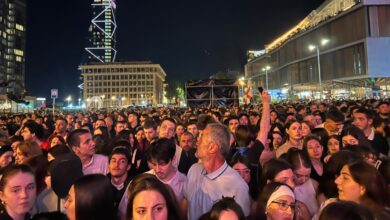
[271, 201, 296, 211]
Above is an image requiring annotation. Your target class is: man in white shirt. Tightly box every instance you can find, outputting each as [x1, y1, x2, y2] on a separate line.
[146, 138, 187, 202]
[67, 129, 108, 175]
[158, 117, 181, 168]
[316, 109, 345, 136]
[184, 123, 250, 220]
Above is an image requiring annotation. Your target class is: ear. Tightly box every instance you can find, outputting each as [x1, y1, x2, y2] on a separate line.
[208, 142, 219, 154]
[359, 185, 366, 196]
[0, 191, 5, 203]
[72, 146, 79, 154]
[266, 179, 271, 184]
[126, 164, 131, 171]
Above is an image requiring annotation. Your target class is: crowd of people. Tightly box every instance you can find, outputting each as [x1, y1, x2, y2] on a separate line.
[0, 90, 390, 220]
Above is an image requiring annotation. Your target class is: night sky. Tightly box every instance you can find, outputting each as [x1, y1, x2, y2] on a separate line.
[25, 0, 324, 101]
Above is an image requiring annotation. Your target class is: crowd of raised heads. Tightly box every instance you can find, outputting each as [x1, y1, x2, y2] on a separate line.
[1, 92, 390, 220]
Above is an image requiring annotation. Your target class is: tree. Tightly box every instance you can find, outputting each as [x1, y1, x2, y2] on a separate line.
[165, 80, 185, 104]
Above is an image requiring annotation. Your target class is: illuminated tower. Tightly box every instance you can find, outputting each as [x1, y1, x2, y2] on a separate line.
[85, 0, 117, 63]
[0, 0, 27, 95]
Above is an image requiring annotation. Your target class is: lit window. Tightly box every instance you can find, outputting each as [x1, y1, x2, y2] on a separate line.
[14, 49, 23, 56]
[15, 24, 24, 31]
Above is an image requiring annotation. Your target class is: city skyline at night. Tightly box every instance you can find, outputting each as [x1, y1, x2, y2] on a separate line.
[24, 0, 325, 100]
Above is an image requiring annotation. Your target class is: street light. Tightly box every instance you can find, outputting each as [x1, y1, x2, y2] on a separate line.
[121, 96, 126, 107]
[262, 65, 271, 91]
[111, 96, 117, 107]
[66, 96, 72, 106]
[309, 38, 329, 100]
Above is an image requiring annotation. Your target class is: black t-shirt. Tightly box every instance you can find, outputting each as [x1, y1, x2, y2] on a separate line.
[369, 133, 389, 156]
[107, 173, 134, 211]
[178, 148, 198, 175]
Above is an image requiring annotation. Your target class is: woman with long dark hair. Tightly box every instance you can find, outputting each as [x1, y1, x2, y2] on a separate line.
[286, 148, 320, 216]
[276, 120, 303, 158]
[303, 136, 324, 184]
[335, 161, 390, 219]
[126, 174, 182, 220]
[64, 174, 117, 220]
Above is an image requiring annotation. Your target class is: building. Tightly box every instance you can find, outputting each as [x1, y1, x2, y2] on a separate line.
[84, 0, 117, 63]
[0, 0, 26, 95]
[245, 0, 390, 99]
[80, 61, 166, 108]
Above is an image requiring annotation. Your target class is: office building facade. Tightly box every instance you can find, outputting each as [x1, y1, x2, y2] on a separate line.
[0, 0, 26, 94]
[245, 0, 390, 99]
[80, 62, 166, 108]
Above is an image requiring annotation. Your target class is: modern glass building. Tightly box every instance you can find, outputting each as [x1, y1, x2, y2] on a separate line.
[84, 0, 117, 63]
[80, 62, 166, 108]
[245, 0, 390, 99]
[0, 0, 26, 95]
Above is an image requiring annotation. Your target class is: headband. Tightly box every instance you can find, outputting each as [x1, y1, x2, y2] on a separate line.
[266, 185, 295, 208]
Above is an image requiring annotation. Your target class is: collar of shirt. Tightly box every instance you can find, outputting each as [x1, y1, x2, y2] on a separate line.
[83, 154, 95, 169]
[202, 161, 228, 180]
[367, 127, 375, 141]
[111, 179, 124, 190]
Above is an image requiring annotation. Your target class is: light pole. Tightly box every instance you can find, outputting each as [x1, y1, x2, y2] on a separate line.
[262, 65, 271, 91]
[309, 38, 329, 100]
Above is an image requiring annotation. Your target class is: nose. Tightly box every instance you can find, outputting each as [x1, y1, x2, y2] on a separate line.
[335, 175, 341, 185]
[19, 188, 28, 199]
[146, 211, 154, 220]
[64, 200, 69, 209]
[155, 164, 162, 172]
[285, 205, 294, 217]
